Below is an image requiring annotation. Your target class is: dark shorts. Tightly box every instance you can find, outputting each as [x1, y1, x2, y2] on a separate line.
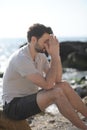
[3, 93, 41, 120]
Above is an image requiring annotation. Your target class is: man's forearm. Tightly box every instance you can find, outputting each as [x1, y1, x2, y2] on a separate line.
[55, 55, 62, 83]
[45, 55, 59, 88]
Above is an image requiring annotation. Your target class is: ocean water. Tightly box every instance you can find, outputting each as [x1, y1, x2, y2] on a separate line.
[0, 37, 87, 110]
[0, 38, 27, 72]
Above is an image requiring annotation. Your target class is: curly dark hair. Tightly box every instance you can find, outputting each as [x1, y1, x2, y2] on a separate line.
[27, 23, 53, 42]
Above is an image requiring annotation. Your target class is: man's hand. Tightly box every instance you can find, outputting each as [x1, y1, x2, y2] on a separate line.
[44, 35, 60, 57]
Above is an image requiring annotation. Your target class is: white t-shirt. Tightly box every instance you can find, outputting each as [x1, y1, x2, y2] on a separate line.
[2, 44, 49, 104]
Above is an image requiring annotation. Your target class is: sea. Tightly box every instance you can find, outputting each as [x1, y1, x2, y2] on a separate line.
[0, 37, 87, 113]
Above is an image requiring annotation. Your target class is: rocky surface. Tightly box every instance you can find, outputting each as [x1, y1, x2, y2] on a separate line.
[73, 75, 87, 98]
[29, 97, 87, 130]
[30, 112, 73, 130]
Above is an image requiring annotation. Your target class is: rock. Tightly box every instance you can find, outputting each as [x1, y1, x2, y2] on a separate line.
[0, 73, 3, 78]
[74, 86, 87, 98]
[67, 126, 81, 130]
[60, 41, 87, 70]
[19, 42, 27, 48]
[78, 76, 87, 84]
[82, 96, 87, 106]
[0, 109, 32, 130]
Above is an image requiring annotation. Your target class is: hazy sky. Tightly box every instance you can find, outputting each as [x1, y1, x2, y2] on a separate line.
[0, 0, 87, 38]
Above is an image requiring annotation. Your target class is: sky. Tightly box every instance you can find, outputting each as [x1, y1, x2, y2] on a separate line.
[0, 0, 87, 38]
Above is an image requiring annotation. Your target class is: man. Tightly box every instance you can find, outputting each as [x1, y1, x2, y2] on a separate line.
[2, 23, 87, 129]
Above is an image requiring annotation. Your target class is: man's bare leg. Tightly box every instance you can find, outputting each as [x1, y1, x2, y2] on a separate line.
[37, 88, 87, 130]
[57, 81, 87, 117]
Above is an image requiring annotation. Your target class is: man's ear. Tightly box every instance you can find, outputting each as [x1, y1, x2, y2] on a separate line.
[31, 36, 37, 43]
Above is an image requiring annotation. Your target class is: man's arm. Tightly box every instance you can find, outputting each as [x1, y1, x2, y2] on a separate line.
[27, 54, 59, 90]
[26, 35, 59, 90]
[45, 54, 59, 88]
[45, 41, 62, 84]
[55, 55, 62, 83]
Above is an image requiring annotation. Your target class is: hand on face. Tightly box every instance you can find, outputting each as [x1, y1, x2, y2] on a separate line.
[44, 35, 60, 57]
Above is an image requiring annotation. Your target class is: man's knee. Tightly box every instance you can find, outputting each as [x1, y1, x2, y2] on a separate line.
[53, 87, 65, 100]
[56, 81, 70, 90]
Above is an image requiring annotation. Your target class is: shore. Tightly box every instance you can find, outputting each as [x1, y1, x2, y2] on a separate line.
[0, 100, 87, 130]
[29, 110, 87, 130]
[28, 97, 87, 130]
[30, 111, 74, 130]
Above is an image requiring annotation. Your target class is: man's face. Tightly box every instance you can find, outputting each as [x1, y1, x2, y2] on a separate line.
[34, 33, 50, 53]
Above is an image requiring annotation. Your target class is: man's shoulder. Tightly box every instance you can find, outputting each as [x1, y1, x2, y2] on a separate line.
[8, 45, 28, 64]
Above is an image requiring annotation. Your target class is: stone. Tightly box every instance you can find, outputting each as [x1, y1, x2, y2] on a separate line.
[82, 96, 87, 106]
[60, 41, 87, 70]
[0, 73, 3, 78]
[74, 86, 87, 98]
[0, 109, 32, 130]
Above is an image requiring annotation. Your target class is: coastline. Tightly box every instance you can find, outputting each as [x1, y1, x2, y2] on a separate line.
[29, 104, 87, 130]
[29, 97, 87, 130]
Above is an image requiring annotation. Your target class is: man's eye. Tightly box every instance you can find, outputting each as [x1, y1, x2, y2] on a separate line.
[44, 40, 49, 44]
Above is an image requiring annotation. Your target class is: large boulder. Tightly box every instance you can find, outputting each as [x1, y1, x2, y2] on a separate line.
[74, 86, 87, 98]
[0, 73, 3, 78]
[0, 108, 31, 130]
[60, 41, 87, 70]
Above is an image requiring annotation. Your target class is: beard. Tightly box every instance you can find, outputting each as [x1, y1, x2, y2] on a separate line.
[34, 42, 49, 57]
[35, 42, 45, 53]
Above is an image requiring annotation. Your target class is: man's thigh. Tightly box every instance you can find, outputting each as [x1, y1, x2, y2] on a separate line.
[37, 88, 56, 111]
